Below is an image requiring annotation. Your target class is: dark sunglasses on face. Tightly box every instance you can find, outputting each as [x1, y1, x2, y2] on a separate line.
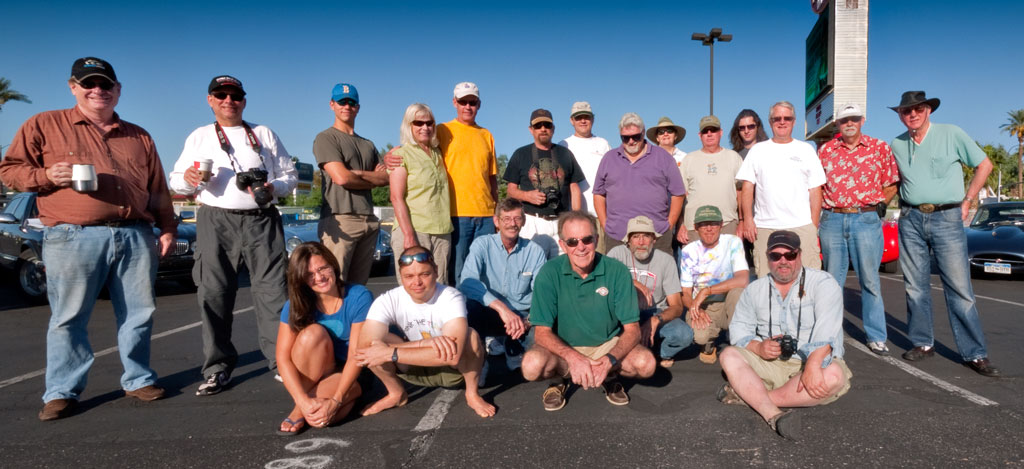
[457, 98, 480, 107]
[899, 105, 928, 116]
[412, 120, 435, 127]
[737, 124, 758, 131]
[770, 116, 796, 123]
[336, 99, 358, 107]
[656, 128, 675, 136]
[701, 127, 720, 134]
[620, 133, 644, 143]
[212, 91, 245, 102]
[563, 235, 596, 248]
[78, 79, 114, 91]
[532, 122, 553, 130]
[837, 116, 863, 125]
[398, 252, 433, 266]
[768, 250, 800, 262]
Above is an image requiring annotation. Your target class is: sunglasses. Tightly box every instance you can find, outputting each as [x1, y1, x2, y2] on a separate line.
[563, 235, 596, 248]
[837, 116, 863, 125]
[737, 124, 758, 131]
[212, 91, 245, 102]
[656, 128, 676, 136]
[336, 99, 358, 107]
[700, 127, 720, 134]
[412, 120, 435, 127]
[78, 79, 115, 91]
[398, 252, 433, 266]
[532, 122, 553, 130]
[767, 250, 800, 262]
[572, 114, 592, 121]
[898, 105, 929, 116]
[770, 116, 796, 123]
[620, 133, 644, 143]
[457, 98, 480, 107]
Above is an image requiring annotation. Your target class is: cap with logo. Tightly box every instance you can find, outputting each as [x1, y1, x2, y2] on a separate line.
[623, 215, 658, 242]
[836, 103, 864, 120]
[693, 205, 723, 224]
[454, 82, 480, 99]
[530, 109, 553, 126]
[767, 230, 801, 251]
[71, 57, 117, 83]
[698, 115, 722, 133]
[331, 83, 359, 104]
[208, 75, 246, 96]
[570, 101, 594, 118]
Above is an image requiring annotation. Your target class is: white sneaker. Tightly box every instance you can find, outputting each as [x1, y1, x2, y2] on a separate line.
[485, 336, 505, 356]
[867, 341, 890, 356]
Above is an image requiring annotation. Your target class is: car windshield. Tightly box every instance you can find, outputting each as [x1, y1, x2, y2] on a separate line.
[971, 205, 1024, 227]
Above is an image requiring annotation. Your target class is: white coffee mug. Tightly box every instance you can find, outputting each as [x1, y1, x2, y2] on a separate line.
[71, 164, 98, 192]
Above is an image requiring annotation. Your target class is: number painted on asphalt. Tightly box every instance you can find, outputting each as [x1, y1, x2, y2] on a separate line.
[285, 438, 351, 453]
[264, 437, 351, 469]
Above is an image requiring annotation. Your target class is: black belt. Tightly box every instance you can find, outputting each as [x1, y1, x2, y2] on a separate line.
[212, 206, 276, 216]
[90, 219, 148, 227]
[902, 202, 959, 213]
[527, 212, 559, 221]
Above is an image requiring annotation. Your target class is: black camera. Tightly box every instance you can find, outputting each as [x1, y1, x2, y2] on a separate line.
[235, 169, 272, 207]
[543, 187, 561, 210]
[774, 335, 798, 361]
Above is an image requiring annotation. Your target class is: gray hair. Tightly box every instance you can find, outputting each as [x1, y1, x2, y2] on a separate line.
[399, 103, 439, 147]
[557, 210, 598, 239]
[769, 101, 795, 118]
[618, 112, 644, 132]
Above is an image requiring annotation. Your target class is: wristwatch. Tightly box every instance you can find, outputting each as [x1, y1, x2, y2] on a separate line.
[391, 347, 399, 364]
[605, 353, 620, 368]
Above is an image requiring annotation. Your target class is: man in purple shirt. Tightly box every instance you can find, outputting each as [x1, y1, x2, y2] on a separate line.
[594, 113, 685, 255]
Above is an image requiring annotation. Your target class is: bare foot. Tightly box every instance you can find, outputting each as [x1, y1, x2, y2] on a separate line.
[361, 392, 408, 416]
[466, 393, 496, 418]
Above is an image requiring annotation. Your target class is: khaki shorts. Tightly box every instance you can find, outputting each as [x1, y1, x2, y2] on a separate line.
[398, 365, 464, 388]
[732, 346, 852, 405]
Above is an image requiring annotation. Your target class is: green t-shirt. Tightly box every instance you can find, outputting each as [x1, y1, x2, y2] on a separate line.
[313, 127, 379, 216]
[890, 123, 987, 205]
[529, 254, 639, 347]
[393, 144, 453, 235]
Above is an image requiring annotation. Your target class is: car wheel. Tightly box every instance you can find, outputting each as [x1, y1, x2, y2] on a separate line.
[17, 251, 47, 300]
[881, 259, 900, 274]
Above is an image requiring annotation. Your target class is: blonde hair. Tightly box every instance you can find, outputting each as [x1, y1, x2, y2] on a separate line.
[399, 103, 439, 147]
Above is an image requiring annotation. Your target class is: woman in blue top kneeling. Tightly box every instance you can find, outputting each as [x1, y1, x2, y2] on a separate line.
[276, 242, 373, 435]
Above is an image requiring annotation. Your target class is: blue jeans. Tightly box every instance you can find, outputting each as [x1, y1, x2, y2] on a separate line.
[42, 224, 159, 402]
[450, 216, 495, 284]
[641, 310, 694, 359]
[899, 206, 987, 360]
[819, 210, 887, 343]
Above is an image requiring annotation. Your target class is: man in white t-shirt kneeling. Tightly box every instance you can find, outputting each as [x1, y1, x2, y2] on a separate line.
[355, 246, 496, 418]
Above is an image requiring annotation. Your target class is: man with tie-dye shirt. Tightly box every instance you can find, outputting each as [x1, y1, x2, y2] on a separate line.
[679, 206, 749, 364]
[816, 103, 899, 357]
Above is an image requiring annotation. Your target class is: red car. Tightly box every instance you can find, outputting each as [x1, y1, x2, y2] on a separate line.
[881, 218, 899, 273]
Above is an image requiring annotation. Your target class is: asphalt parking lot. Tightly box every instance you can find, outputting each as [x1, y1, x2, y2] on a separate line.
[0, 268, 1022, 468]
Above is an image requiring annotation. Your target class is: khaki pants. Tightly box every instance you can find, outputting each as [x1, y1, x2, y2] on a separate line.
[732, 346, 852, 405]
[391, 226, 451, 285]
[318, 213, 380, 285]
[752, 223, 820, 278]
[688, 286, 744, 345]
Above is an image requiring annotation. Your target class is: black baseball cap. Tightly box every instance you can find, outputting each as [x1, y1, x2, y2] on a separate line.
[530, 109, 553, 126]
[71, 57, 117, 83]
[767, 230, 801, 251]
[208, 75, 246, 96]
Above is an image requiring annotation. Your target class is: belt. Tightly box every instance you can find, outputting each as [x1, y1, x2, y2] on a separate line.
[527, 212, 559, 221]
[903, 202, 959, 213]
[827, 206, 876, 214]
[90, 219, 148, 228]
[212, 206, 276, 216]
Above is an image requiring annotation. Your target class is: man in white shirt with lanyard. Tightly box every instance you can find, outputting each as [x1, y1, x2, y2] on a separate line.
[169, 75, 297, 396]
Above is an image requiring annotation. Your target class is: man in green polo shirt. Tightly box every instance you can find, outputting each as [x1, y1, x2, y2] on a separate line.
[520, 211, 656, 411]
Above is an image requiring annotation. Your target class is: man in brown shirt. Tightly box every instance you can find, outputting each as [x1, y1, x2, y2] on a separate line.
[0, 57, 176, 421]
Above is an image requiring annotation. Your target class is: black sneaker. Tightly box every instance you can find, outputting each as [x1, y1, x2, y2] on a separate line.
[196, 371, 230, 396]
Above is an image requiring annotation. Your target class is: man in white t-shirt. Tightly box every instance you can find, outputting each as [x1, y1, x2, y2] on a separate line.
[558, 101, 611, 252]
[736, 101, 825, 277]
[355, 246, 496, 418]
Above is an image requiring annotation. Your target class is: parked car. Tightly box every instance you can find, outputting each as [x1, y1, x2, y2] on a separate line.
[0, 192, 197, 301]
[965, 201, 1024, 277]
[880, 218, 899, 273]
[282, 211, 393, 276]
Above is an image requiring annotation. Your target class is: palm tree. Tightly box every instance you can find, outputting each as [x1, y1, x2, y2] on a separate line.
[0, 77, 32, 112]
[1000, 109, 1024, 198]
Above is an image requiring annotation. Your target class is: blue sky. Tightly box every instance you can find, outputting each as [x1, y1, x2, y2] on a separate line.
[2, 1, 1022, 178]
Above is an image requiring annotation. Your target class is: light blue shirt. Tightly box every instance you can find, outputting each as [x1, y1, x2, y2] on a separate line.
[729, 267, 844, 367]
[458, 234, 548, 315]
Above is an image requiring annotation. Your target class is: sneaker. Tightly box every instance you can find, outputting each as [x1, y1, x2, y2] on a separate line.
[196, 371, 230, 396]
[602, 379, 629, 406]
[505, 336, 525, 371]
[542, 380, 568, 411]
[867, 341, 890, 356]
[484, 336, 505, 356]
[699, 342, 718, 364]
[274, 373, 283, 383]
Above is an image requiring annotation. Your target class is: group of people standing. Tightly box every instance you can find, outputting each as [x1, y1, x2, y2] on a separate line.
[0, 56, 999, 442]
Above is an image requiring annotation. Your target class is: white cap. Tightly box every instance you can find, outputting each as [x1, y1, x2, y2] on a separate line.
[836, 103, 864, 120]
[453, 82, 479, 99]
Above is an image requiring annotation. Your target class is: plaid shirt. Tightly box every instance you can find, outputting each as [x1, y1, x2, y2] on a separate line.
[817, 134, 900, 209]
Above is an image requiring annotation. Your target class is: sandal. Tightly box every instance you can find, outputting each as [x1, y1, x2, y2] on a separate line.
[715, 383, 747, 406]
[276, 417, 307, 437]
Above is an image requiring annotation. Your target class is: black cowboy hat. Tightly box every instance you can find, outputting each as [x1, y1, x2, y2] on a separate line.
[889, 91, 940, 113]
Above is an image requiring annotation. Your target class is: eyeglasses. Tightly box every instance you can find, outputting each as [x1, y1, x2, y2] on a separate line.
[498, 215, 523, 224]
[898, 105, 929, 116]
[620, 133, 644, 143]
[656, 128, 676, 136]
[304, 264, 333, 280]
[532, 122, 553, 130]
[398, 252, 433, 266]
[737, 124, 758, 131]
[212, 91, 245, 102]
[336, 99, 358, 108]
[412, 120, 435, 127]
[456, 98, 480, 107]
[770, 116, 796, 123]
[563, 235, 596, 248]
[837, 116, 863, 125]
[77, 79, 115, 91]
[767, 250, 800, 262]
[700, 127, 720, 134]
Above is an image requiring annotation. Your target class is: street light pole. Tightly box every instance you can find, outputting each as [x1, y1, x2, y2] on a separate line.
[691, 28, 732, 116]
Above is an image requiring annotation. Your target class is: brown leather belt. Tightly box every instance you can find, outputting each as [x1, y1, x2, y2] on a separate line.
[904, 202, 959, 213]
[827, 206, 875, 214]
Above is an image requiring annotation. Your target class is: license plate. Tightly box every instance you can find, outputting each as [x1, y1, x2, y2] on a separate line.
[983, 262, 1011, 274]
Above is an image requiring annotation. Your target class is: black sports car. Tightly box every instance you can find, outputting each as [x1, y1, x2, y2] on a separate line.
[965, 201, 1024, 277]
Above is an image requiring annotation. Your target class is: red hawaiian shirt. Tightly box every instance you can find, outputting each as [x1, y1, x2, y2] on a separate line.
[817, 134, 900, 209]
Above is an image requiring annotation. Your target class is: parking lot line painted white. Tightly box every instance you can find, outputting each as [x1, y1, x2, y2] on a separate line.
[846, 337, 998, 406]
[0, 306, 254, 390]
[406, 389, 459, 465]
[878, 274, 1024, 307]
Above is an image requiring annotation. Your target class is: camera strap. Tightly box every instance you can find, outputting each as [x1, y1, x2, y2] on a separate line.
[214, 121, 267, 174]
[767, 267, 805, 341]
[530, 144, 564, 192]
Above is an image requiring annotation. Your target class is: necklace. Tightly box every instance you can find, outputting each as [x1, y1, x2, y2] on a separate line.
[319, 293, 343, 315]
